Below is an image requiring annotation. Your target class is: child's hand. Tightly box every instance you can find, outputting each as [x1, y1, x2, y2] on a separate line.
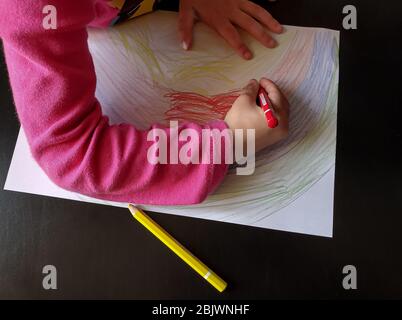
[224, 78, 289, 152]
[179, 0, 283, 59]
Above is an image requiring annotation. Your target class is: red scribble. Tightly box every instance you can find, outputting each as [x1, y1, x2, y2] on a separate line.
[164, 90, 241, 124]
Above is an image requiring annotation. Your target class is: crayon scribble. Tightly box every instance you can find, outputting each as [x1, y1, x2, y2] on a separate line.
[163, 90, 240, 124]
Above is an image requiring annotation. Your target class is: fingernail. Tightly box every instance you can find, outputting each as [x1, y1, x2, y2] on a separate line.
[268, 39, 278, 48]
[182, 41, 189, 50]
[243, 50, 252, 60]
[274, 21, 283, 33]
[249, 79, 257, 85]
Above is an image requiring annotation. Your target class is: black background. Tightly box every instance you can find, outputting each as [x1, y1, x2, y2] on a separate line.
[1, 0, 401, 299]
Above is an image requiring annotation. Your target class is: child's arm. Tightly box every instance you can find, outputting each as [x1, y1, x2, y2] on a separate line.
[0, 1, 229, 205]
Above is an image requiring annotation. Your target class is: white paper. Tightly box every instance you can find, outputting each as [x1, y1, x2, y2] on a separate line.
[4, 11, 339, 237]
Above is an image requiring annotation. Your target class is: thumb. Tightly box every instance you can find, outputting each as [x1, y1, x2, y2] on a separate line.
[240, 79, 259, 105]
[178, 3, 195, 50]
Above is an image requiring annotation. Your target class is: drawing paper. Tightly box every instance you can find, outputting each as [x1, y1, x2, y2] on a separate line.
[4, 11, 339, 237]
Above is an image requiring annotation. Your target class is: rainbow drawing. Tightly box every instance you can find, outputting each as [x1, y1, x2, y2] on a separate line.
[5, 11, 339, 237]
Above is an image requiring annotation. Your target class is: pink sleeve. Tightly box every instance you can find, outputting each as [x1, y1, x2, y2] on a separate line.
[0, 1, 229, 205]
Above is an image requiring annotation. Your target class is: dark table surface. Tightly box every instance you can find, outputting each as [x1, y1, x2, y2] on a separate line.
[1, 0, 402, 299]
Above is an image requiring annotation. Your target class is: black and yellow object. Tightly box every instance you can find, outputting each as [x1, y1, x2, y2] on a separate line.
[109, 0, 161, 25]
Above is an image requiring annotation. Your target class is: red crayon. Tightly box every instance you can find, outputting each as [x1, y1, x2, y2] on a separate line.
[257, 87, 278, 129]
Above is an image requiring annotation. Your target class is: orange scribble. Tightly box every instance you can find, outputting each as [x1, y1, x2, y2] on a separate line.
[164, 90, 241, 124]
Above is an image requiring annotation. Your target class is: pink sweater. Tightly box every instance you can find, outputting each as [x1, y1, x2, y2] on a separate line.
[0, 0, 229, 205]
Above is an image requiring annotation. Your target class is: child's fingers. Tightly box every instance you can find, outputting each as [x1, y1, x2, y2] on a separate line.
[260, 77, 289, 119]
[240, 1, 283, 34]
[260, 78, 282, 104]
[216, 21, 253, 60]
[233, 11, 277, 48]
[178, 3, 195, 50]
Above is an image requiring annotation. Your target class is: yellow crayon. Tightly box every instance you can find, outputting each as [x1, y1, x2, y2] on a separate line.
[128, 204, 227, 292]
